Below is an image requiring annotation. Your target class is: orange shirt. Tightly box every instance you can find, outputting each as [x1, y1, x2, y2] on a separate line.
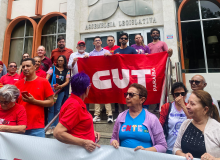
[50, 47, 73, 65]
[15, 77, 54, 130]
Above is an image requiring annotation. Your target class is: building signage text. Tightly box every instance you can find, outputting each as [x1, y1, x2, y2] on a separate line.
[85, 17, 156, 30]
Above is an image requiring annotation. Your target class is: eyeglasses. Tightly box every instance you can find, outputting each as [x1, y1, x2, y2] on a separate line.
[174, 92, 186, 97]
[120, 38, 128, 40]
[95, 40, 101, 42]
[189, 80, 201, 85]
[9, 65, 17, 68]
[0, 100, 10, 105]
[124, 92, 141, 98]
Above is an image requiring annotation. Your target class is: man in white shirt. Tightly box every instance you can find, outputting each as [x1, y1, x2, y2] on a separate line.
[185, 75, 220, 115]
[68, 40, 89, 76]
[68, 40, 89, 111]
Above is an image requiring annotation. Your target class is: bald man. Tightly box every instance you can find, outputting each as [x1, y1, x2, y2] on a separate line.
[185, 75, 220, 115]
[37, 46, 52, 72]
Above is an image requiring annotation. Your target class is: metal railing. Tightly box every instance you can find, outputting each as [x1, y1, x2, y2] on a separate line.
[45, 112, 60, 132]
[159, 57, 173, 111]
[175, 62, 183, 82]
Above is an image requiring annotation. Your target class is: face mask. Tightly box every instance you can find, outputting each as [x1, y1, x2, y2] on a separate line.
[152, 36, 159, 40]
[79, 50, 84, 52]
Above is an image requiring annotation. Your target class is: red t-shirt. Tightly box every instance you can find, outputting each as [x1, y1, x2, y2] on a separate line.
[15, 77, 54, 130]
[0, 73, 20, 85]
[19, 68, 47, 80]
[104, 45, 120, 54]
[59, 94, 95, 142]
[51, 47, 73, 65]
[0, 103, 27, 126]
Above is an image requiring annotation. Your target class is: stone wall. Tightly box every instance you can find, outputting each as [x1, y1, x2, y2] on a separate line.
[0, 0, 9, 60]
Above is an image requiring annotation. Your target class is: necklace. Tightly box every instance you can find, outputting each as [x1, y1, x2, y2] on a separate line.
[60, 71, 62, 74]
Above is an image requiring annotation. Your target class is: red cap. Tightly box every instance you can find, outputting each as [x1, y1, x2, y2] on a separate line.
[77, 40, 85, 45]
[0, 61, 3, 66]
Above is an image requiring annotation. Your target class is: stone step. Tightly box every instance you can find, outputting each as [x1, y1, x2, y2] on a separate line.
[98, 132, 112, 145]
[90, 110, 119, 120]
[93, 120, 115, 133]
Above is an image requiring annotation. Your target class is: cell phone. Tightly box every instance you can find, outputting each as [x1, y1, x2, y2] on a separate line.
[53, 84, 58, 87]
[21, 91, 29, 97]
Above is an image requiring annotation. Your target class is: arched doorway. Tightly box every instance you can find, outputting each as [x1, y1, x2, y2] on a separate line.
[2, 16, 37, 66]
[35, 12, 67, 57]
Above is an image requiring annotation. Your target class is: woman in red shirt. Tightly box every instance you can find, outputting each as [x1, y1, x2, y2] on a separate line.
[0, 85, 27, 133]
[53, 72, 100, 152]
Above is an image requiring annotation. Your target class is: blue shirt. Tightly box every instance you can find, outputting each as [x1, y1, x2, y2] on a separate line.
[114, 46, 137, 54]
[119, 109, 153, 148]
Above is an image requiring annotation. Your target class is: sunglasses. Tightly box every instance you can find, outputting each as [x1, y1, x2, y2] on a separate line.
[79, 44, 85, 47]
[120, 38, 128, 40]
[9, 65, 17, 68]
[124, 92, 141, 98]
[174, 92, 186, 97]
[189, 80, 201, 85]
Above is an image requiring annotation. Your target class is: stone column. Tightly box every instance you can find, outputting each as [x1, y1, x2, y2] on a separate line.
[162, 0, 179, 80]
[162, 0, 179, 61]
[66, 0, 81, 52]
[0, 0, 9, 60]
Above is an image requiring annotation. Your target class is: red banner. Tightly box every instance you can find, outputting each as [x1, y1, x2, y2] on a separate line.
[78, 52, 168, 105]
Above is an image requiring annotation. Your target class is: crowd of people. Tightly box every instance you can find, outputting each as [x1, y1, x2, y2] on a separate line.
[0, 28, 220, 160]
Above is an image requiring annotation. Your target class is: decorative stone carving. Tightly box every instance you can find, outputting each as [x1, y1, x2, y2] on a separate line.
[88, 0, 153, 21]
[88, 0, 99, 6]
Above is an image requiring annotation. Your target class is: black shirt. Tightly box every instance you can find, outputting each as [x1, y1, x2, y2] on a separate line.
[181, 123, 206, 158]
[54, 67, 69, 92]
[114, 46, 137, 54]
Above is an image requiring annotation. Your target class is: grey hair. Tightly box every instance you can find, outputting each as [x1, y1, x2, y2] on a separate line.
[37, 45, 45, 51]
[0, 85, 20, 102]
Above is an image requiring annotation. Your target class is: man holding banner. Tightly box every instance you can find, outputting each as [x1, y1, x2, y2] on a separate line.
[114, 33, 137, 55]
[103, 36, 120, 54]
[86, 36, 114, 123]
[148, 28, 173, 112]
[114, 32, 137, 114]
